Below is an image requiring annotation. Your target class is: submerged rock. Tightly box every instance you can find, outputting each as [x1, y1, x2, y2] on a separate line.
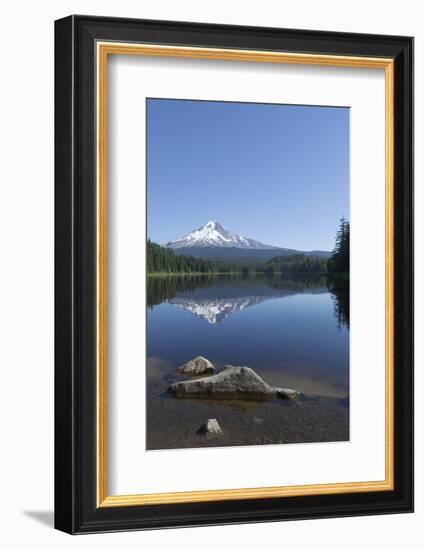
[199, 418, 223, 437]
[275, 388, 299, 400]
[168, 365, 299, 400]
[176, 356, 215, 376]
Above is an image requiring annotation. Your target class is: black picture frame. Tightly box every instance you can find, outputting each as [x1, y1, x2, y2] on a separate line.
[55, 15, 413, 534]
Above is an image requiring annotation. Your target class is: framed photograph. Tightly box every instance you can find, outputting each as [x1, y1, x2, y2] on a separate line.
[55, 15, 413, 534]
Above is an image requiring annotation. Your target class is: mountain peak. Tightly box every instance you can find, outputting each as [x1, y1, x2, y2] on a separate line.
[204, 220, 229, 232]
[166, 221, 279, 250]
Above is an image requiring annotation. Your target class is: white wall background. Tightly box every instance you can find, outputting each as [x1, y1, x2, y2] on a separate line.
[0, 0, 420, 548]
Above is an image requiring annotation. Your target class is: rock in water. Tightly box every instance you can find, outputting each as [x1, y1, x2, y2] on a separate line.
[275, 388, 299, 399]
[168, 366, 299, 400]
[199, 418, 223, 437]
[176, 356, 215, 376]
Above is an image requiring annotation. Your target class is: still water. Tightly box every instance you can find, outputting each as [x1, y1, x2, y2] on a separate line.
[146, 274, 349, 450]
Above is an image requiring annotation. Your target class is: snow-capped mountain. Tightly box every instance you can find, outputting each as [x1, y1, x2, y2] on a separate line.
[166, 220, 279, 250]
[169, 296, 273, 324]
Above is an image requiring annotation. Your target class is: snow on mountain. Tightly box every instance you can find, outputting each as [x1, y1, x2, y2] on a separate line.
[166, 220, 279, 250]
[169, 295, 272, 324]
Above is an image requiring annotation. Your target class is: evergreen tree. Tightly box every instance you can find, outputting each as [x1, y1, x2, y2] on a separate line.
[328, 217, 349, 274]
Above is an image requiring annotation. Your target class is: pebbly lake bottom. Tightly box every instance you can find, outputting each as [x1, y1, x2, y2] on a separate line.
[146, 357, 349, 450]
[146, 274, 349, 451]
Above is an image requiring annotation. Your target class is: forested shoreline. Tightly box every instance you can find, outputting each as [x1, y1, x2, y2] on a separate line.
[147, 218, 350, 276]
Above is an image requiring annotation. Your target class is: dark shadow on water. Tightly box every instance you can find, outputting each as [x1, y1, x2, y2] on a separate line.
[157, 389, 263, 410]
[23, 510, 54, 528]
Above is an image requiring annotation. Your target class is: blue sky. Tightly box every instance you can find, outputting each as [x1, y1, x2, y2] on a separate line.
[147, 98, 349, 251]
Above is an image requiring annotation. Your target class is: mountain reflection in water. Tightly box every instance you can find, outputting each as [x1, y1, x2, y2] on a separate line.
[169, 295, 271, 324]
[147, 274, 348, 327]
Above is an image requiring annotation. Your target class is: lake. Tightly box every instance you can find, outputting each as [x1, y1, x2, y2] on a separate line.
[146, 273, 349, 450]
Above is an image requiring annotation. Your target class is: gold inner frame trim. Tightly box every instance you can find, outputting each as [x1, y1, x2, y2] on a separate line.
[96, 42, 395, 508]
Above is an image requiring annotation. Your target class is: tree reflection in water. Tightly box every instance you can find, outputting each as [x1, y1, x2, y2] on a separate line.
[147, 274, 218, 308]
[327, 276, 349, 328]
[147, 273, 350, 329]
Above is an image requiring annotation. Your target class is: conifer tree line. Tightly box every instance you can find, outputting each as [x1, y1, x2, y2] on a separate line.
[263, 254, 328, 274]
[327, 217, 349, 274]
[147, 240, 217, 273]
[147, 218, 350, 275]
